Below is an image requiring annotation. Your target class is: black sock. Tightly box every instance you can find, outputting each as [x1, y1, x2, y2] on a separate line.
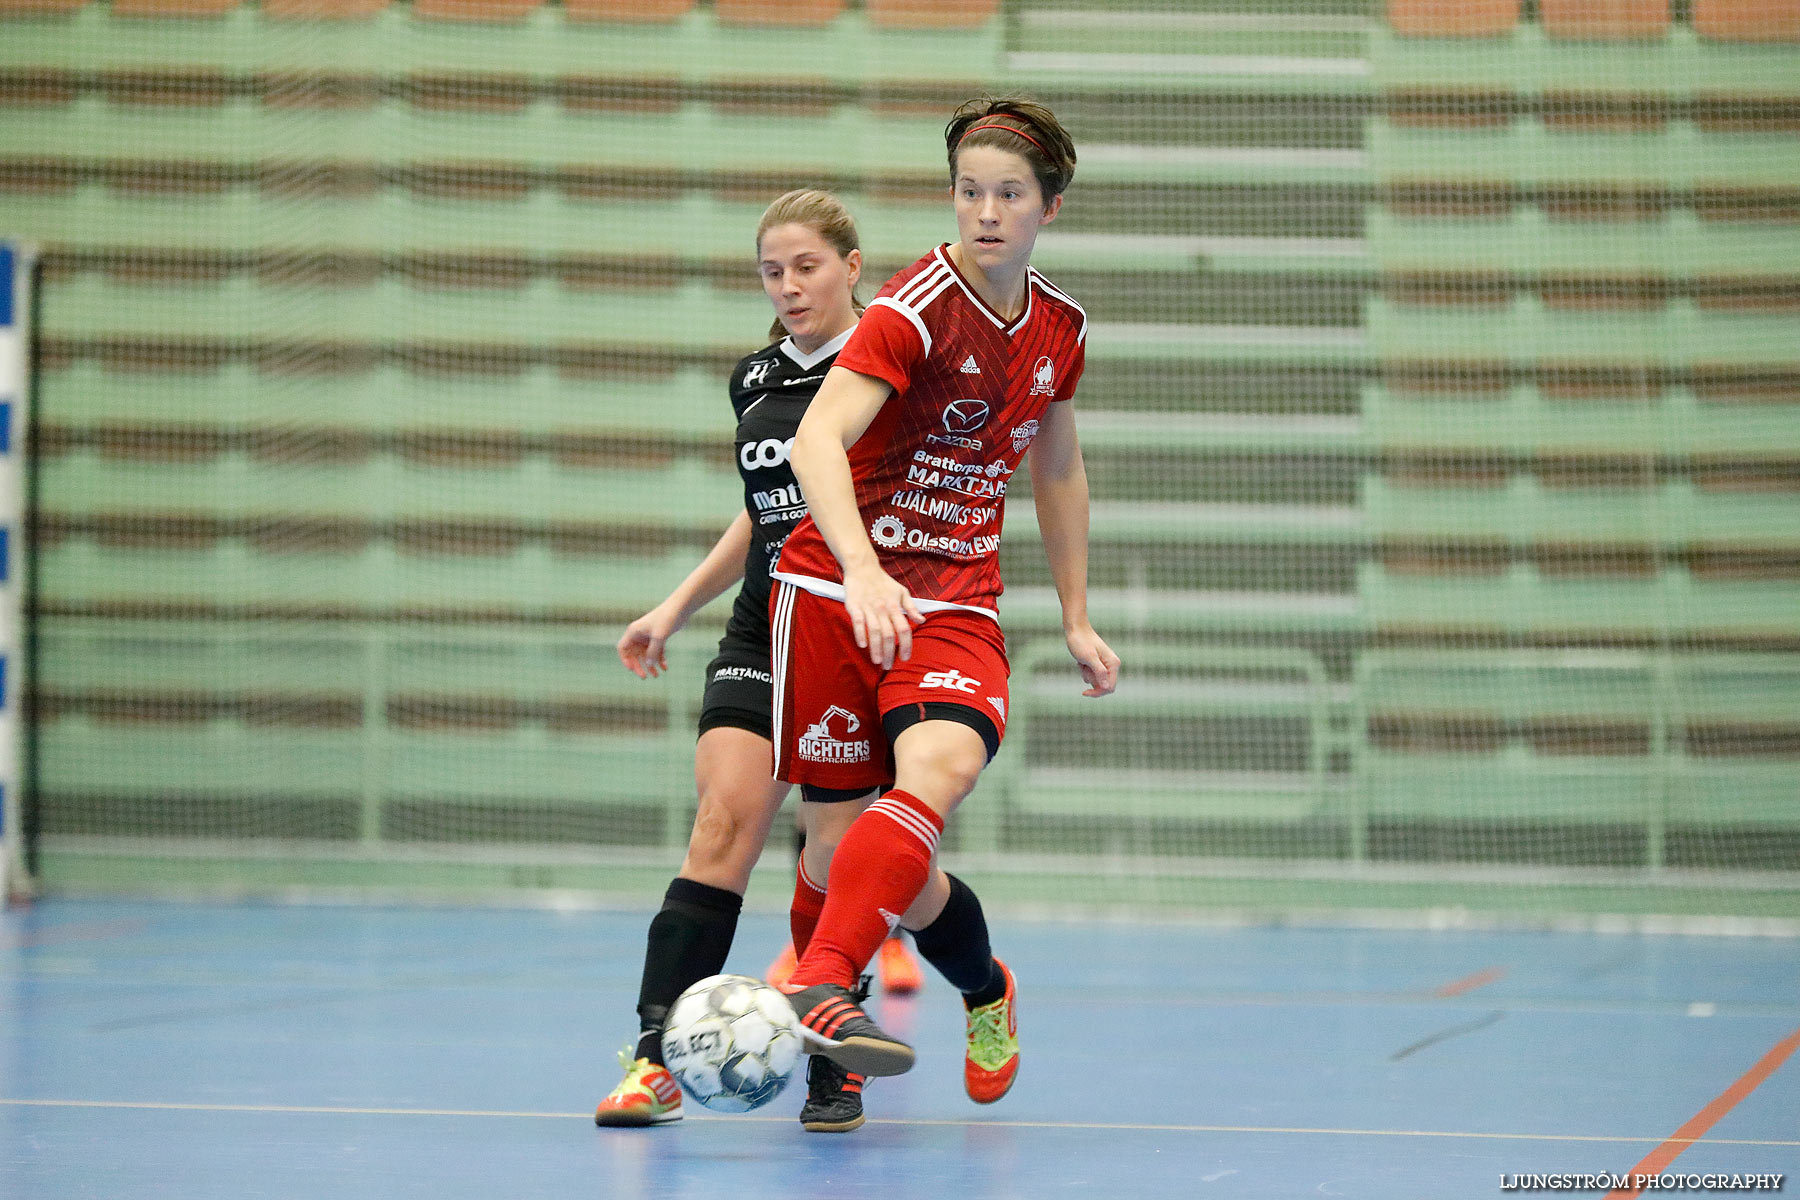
[633, 877, 743, 1064]
[910, 873, 1005, 1009]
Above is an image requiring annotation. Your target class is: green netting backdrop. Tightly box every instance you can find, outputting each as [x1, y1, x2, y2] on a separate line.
[1, 0, 1797, 920]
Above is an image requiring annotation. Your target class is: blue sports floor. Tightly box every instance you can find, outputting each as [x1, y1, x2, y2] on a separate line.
[2, 899, 1796, 1199]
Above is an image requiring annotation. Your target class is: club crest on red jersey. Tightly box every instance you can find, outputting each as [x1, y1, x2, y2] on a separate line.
[1030, 355, 1056, 397]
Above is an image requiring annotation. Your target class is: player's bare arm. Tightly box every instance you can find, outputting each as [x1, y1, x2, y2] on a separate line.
[1028, 401, 1120, 698]
[788, 364, 924, 669]
[617, 510, 753, 679]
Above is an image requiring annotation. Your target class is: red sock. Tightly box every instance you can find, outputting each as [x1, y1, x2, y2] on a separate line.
[790, 851, 826, 957]
[787, 790, 943, 990]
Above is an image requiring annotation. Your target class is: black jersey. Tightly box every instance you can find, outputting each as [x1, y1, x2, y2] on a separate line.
[723, 326, 853, 647]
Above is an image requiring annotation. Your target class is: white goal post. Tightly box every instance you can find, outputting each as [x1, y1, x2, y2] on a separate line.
[1, 240, 34, 903]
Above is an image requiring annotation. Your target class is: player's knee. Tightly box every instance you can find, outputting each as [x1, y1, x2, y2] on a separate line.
[796, 820, 848, 884]
[899, 748, 983, 810]
[940, 755, 984, 802]
[892, 719, 988, 809]
[803, 824, 841, 862]
[684, 793, 754, 877]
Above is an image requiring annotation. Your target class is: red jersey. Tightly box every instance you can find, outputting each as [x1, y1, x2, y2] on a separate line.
[774, 244, 1087, 618]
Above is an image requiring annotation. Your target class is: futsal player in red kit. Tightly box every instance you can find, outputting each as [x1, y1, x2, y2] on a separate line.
[771, 98, 1121, 1084]
[598, 190, 1015, 1134]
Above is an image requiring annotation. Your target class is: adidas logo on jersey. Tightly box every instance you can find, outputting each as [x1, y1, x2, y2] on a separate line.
[960, 355, 981, 375]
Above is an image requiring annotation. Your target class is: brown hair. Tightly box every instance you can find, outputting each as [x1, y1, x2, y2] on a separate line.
[755, 188, 865, 343]
[944, 97, 1077, 207]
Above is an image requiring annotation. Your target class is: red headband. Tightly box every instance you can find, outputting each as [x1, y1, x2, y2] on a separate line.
[959, 121, 1051, 160]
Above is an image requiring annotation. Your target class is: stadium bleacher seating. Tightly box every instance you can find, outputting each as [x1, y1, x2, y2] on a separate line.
[1352, 649, 1800, 866]
[867, 0, 1000, 29]
[1693, 0, 1800, 41]
[1541, 0, 1671, 40]
[0, 0, 83, 14]
[562, 0, 693, 20]
[715, 0, 845, 25]
[411, 0, 541, 21]
[1, 0, 1795, 879]
[262, 0, 392, 18]
[111, 0, 240, 14]
[1387, 0, 1520, 37]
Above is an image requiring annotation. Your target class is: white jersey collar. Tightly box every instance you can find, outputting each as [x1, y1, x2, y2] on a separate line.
[778, 324, 856, 370]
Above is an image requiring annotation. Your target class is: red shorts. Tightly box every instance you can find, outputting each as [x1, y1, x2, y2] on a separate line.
[769, 580, 1011, 793]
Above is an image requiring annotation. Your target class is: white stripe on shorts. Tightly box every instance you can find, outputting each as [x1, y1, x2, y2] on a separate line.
[770, 580, 798, 767]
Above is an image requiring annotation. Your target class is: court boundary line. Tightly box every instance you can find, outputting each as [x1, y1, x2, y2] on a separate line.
[4, 1099, 1798, 1147]
[29, 854, 1800, 936]
[1603, 1024, 1800, 1199]
[1434, 966, 1508, 997]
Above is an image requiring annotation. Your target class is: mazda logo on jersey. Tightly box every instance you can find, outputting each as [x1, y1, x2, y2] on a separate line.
[942, 399, 989, 434]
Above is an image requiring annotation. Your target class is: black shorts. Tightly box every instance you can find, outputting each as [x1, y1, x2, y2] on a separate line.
[697, 621, 774, 741]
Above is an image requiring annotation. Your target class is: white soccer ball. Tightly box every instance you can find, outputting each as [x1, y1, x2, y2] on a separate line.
[660, 973, 804, 1113]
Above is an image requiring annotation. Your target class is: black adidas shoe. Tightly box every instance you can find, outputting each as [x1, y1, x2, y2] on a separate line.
[778, 981, 915, 1077]
[799, 1055, 866, 1133]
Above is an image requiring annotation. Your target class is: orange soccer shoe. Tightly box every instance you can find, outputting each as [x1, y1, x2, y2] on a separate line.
[963, 959, 1019, 1105]
[594, 1049, 683, 1127]
[766, 941, 799, 989]
[877, 934, 924, 996]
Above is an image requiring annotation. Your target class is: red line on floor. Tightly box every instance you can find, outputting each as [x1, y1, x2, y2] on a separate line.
[1434, 966, 1507, 997]
[1602, 1025, 1800, 1200]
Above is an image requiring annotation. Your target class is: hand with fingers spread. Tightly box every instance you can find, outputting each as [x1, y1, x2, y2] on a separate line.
[614, 510, 750, 682]
[1064, 623, 1120, 698]
[617, 600, 685, 680]
[843, 561, 925, 670]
